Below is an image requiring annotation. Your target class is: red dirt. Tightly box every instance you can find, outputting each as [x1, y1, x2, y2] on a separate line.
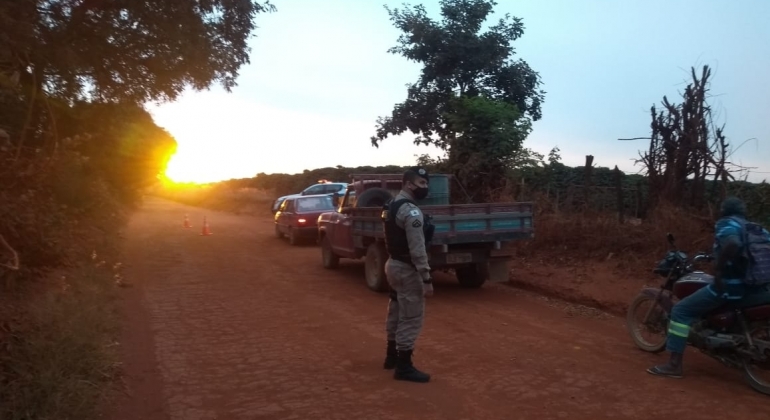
[105, 197, 770, 420]
[509, 257, 658, 316]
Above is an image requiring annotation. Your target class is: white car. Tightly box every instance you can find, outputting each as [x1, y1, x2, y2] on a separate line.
[299, 181, 348, 196]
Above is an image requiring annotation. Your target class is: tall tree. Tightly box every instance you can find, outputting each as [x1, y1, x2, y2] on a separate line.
[1, 0, 276, 104]
[443, 95, 533, 201]
[637, 65, 732, 209]
[0, 0, 275, 158]
[370, 0, 544, 200]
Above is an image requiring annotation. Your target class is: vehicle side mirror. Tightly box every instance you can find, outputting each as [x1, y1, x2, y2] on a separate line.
[332, 193, 340, 207]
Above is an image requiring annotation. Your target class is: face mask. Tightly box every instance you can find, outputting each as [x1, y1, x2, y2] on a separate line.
[412, 184, 429, 200]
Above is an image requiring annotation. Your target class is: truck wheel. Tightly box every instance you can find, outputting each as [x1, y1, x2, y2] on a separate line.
[365, 242, 389, 293]
[275, 224, 283, 239]
[321, 235, 340, 269]
[455, 264, 487, 288]
[356, 187, 392, 208]
[288, 228, 299, 246]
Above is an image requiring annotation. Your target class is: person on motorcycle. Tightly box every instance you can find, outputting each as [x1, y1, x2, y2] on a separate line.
[647, 196, 768, 378]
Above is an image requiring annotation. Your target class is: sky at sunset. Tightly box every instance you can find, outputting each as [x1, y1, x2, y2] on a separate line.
[150, 0, 770, 184]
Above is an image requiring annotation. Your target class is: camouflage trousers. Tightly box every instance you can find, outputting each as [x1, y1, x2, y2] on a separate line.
[385, 259, 425, 351]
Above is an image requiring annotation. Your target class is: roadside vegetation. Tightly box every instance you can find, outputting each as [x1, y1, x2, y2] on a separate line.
[0, 1, 275, 419]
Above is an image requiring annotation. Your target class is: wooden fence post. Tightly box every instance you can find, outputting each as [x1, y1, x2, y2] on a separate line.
[614, 165, 624, 224]
[555, 189, 560, 213]
[584, 155, 594, 212]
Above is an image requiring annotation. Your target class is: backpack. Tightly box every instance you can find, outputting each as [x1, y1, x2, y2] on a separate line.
[735, 218, 770, 285]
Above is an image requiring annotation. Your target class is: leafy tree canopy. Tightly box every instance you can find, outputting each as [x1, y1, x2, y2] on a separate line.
[0, 0, 276, 103]
[370, 0, 544, 150]
[443, 95, 533, 199]
[371, 0, 545, 201]
[57, 101, 179, 196]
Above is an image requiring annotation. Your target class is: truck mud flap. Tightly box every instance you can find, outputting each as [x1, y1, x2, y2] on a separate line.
[487, 259, 510, 283]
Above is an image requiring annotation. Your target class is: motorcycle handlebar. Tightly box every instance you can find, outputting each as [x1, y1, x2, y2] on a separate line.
[692, 253, 714, 262]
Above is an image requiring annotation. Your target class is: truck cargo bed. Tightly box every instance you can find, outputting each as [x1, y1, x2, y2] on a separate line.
[350, 202, 533, 245]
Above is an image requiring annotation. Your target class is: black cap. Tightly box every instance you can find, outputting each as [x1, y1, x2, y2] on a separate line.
[405, 166, 429, 182]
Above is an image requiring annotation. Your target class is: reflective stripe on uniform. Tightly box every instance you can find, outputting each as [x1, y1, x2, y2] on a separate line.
[668, 321, 690, 338]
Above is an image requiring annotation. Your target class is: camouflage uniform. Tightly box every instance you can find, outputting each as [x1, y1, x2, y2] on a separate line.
[383, 189, 432, 382]
[385, 190, 431, 350]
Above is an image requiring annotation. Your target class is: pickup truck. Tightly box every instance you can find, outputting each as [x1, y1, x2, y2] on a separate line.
[317, 174, 534, 292]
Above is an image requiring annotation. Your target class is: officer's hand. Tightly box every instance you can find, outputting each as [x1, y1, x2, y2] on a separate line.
[423, 282, 434, 298]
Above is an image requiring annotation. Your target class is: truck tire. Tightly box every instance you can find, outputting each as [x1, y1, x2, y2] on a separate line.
[365, 242, 390, 293]
[455, 263, 488, 288]
[321, 235, 340, 269]
[355, 187, 392, 208]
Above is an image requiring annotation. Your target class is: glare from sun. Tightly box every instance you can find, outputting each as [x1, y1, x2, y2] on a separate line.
[164, 151, 226, 184]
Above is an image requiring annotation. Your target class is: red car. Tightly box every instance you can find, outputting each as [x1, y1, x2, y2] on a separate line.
[274, 194, 336, 245]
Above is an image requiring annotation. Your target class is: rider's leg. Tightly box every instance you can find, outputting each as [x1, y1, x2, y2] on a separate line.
[648, 285, 727, 378]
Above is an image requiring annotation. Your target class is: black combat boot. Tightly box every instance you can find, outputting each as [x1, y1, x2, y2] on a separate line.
[383, 340, 397, 369]
[394, 349, 430, 383]
[646, 352, 683, 378]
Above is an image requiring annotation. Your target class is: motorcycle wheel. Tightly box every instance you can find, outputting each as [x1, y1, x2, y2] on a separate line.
[742, 325, 770, 396]
[626, 293, 668, 353]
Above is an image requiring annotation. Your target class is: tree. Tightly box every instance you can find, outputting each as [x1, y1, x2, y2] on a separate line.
[636, 65, 732, 209]
[370, 0, 544, 201]
[443, 95, 532, 200]
[1, 0, 275, 158]
[1, 0, 276, 104]
[57, 101, 178, 199]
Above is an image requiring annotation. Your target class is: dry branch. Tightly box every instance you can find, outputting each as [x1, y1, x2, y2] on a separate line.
[637, 65, 732, 209]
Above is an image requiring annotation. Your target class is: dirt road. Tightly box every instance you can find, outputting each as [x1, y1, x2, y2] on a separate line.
[107, 197, 770, 420]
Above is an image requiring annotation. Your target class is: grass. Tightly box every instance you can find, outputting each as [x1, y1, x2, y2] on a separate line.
[0, 252, 123, 420]
[515, 203, 715, 276]
[150, 183, 275, 216]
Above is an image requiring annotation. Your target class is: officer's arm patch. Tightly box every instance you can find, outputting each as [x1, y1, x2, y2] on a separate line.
[409, 209, 420, 217]
[412, 219, 422, 228]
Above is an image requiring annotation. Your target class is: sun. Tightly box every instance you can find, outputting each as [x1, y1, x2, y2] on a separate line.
[163, 151, 226, 184]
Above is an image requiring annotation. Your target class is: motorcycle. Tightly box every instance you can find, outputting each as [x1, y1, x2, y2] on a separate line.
[626, 232, 770, 395]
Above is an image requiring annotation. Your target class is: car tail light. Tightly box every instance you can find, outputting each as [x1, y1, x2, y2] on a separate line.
[298, 218, 307, 224]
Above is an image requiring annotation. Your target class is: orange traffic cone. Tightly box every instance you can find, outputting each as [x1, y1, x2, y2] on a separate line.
[200, 216, 212, 236]
[183, 214, 192, 228]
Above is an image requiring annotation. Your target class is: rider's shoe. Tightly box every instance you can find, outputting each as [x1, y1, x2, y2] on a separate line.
[647, 352, 683, 379]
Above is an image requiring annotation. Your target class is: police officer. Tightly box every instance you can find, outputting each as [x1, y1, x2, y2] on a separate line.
[381, 167, 434, 383]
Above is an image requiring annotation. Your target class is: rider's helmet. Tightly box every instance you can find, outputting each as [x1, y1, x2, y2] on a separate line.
[719, 196, 747, 218]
